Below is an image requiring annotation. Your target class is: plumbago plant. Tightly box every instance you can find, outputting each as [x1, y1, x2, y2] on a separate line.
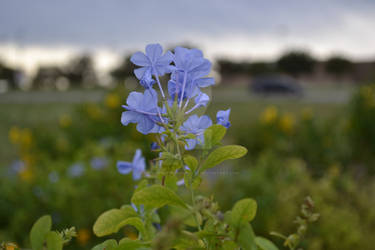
[19, 44, 318, 250]
[90, 44, 275, 250]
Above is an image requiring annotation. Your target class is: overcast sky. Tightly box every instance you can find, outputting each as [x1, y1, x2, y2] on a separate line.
[1, 0, 374, 74]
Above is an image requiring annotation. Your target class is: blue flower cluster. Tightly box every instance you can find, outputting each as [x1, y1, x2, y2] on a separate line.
[118, 44, 232, 180]
[121, 43, 230, 136]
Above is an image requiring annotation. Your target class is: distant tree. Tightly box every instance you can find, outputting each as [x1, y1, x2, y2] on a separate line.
[217, 59, 251, 75]
[65, 55, 98, 88]
[249, 62, 275, 76]
[0, 62, 22, 89]
[110, 55, 135, 83]
[325, 56, 353, 77]
[32, 66, 64, 89]
[277, 51, 316, 77]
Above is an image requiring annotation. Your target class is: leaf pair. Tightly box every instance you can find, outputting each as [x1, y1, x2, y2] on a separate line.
[30, 215, 63, 250]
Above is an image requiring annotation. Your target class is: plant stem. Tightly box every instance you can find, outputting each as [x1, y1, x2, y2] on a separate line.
[190, 188, 202, 232]
[155, 74, 165, 99]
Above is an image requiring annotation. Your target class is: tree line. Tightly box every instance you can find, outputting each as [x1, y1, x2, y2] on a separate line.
[0, 50, 363, 91]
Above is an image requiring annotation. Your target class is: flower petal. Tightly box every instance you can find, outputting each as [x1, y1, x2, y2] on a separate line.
[121, 111, 140, 126]
[146, 44, 163, 63]
[157, 50, 173, 65]
[136, 115, 155, 134]
[142, 89, 158, 112]
[195, 77, 215, 88]
[185, 138, 197, 150]
[195, 92, 210, 107]
[117, 161, 133, 175]
[134, 67, 148, 80]
[198, 115, 213, 129]
[126, 91, 144, 107]
[131, 52, 150, 66]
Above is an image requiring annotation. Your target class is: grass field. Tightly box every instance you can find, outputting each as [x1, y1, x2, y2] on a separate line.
[0, 86, 349, 166]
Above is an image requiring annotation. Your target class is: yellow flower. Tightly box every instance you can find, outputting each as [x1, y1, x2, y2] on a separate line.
[301, 108, 313, 120]
[86, 104, 102, 119]
[279, 113, 295, 134]
[77, 228, 91, 246]
[10, 127, 33, 149]
[20, 129, 33, 148]
[22, 154, 35, 166]
[56, 137, 69, 152]
[19, 166, 33, 182]
[360, 85, 375, 107]
[59, 114, 72, 128]
[1, 242, 19, 250]
[124, 227, 138, 240]
[105, 93, 121, 109]
[260, 106, 278, 124]
[9, 126, 21, 144]
[328, 164, 340, 177]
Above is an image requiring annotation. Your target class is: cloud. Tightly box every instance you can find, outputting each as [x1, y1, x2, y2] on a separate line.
[0, 0, 374, 74]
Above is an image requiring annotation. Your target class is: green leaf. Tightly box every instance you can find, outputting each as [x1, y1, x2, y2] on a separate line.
[131, 185, 187, 209]
[231, 198, 257, 228]
[200, 145, 247, 172]
[46, 231, 63, 250]
[170, 206, 198, 227]
[222, 240, 237, 250]
[173, 231, 205, 249]
[255, 237, 279, 250]
[30, 215, 52, 250]
[204, 124, 226, 149]
[134, 180, 148, 192]
[93, 207, 138, 237]
[92, 239, 118, 250]
[165, 175, 178, 192]
[183, 155, 198, 172]
[236, 222, 257, 250]
[115, 239, 149, 250]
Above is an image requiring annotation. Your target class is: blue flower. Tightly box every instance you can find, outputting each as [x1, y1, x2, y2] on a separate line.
[195, 92, 210, 106]
[48, 171, 60, 183]
[170, 47, 214, 104]
[139, 68, 156, 89]
[10, 160, 25, 173]
[131, 44, 173, 79]
[150, 142, 160, 150]
[67, 163, 84, 178]
[167, 72, 200, 102]
[117, 149, 146, 180]
[121, 89, 163, 134]
[216, 109, 231, 128]
[173, 47, 211, 79]
[131, 203, 145, 214]
[90, 157, 108, 170]
[185, 92, 210, 115]
[181, 115, 212, 150]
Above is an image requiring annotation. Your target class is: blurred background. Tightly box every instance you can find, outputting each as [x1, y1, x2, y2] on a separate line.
[1, 1, 375, 249]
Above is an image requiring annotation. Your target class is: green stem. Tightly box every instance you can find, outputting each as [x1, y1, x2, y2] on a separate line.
[190, 188, 202, 232]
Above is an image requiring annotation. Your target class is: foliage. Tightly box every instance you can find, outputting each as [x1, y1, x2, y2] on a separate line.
[1, 86, 152, 248]
[8, 48, 375, 250]
[213, 152, 375, 250]
[325, 56, 353, 77]
[276, 51, 316, 77]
